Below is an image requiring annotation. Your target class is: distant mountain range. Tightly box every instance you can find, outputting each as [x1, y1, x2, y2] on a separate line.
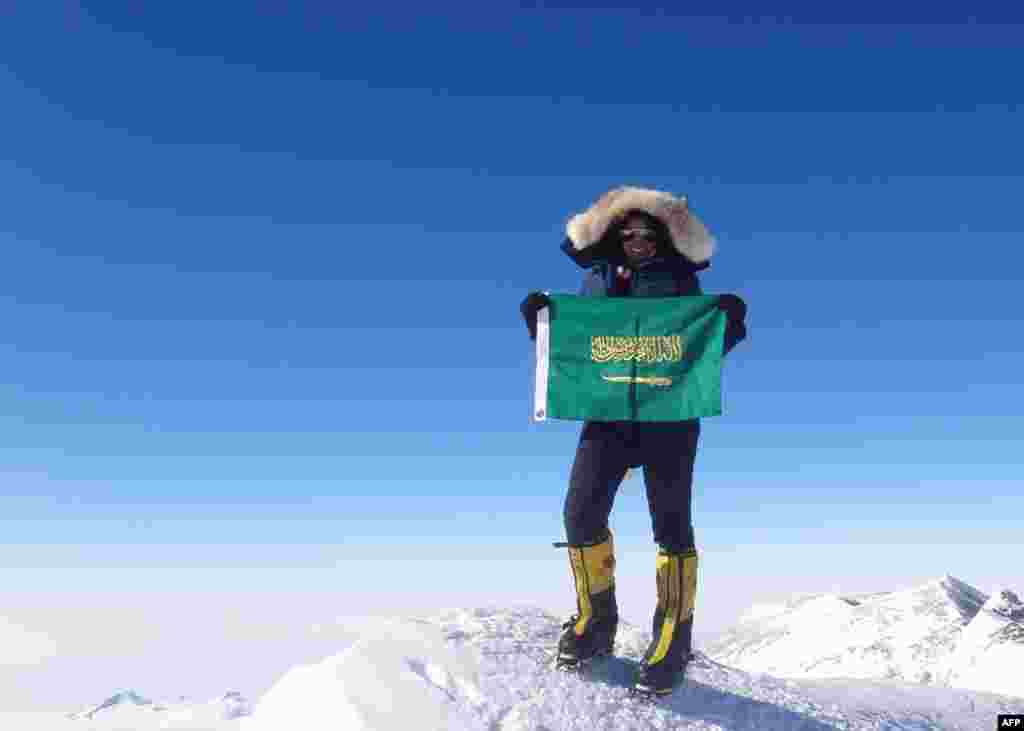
[49, 601, 1024, 730]
[66, 689, 251, 722]
[704, 575, 1024, 699]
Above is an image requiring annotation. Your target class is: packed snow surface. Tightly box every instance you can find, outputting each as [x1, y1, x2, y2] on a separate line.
[245, 604, 1022, 730]
[8, 593, 1023, 730]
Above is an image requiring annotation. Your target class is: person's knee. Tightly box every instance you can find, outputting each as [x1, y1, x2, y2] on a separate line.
[564, 511, 609, 546]
[656, 524, 696, 553]
[564, 494, 609, 545]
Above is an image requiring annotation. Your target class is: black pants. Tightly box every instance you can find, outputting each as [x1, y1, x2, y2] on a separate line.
[564, 420, 700, 553]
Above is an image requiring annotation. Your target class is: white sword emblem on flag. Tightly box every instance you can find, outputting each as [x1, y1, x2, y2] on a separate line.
[601, 374, 673, 387]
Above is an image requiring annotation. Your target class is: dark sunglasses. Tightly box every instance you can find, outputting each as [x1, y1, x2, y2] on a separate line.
[620, 228, 658, 242]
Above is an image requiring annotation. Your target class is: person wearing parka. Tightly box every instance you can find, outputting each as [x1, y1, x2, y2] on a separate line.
[520, 186, 747, 697]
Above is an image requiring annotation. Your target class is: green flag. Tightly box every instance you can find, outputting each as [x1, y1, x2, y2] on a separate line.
[533, 294, 726, 422]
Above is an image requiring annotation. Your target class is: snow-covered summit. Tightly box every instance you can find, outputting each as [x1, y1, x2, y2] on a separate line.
[64, 688, 252, 725]
[705, 575, 1024, 700]
[704, 575, 986, 686]
[234, 605, 1023, 731]
[66, 689, 164, 720]
[933, 574, 991, 622]
[24, 604, 1021, 730]
[941, 586, 1024, 698]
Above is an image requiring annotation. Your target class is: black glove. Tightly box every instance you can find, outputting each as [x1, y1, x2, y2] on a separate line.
[717, 295, 748, 355]
[520, 292, 551, 341]
[724, 319, 747, 355]
[717, 294, 747, 323]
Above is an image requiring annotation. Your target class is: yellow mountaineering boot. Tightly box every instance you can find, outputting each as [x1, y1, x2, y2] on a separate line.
[632, 547, 698, 697]
[553, 529, 618, 671]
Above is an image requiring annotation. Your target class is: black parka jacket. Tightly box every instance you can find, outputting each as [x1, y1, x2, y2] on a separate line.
[558, 237, 745, 354]
[556, 235, 745, 459]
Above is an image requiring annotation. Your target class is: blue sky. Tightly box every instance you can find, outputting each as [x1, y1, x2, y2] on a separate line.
[2, 3, 1023, 709]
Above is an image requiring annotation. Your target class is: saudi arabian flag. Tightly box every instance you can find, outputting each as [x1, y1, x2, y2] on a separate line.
[533, 294, 726, 422]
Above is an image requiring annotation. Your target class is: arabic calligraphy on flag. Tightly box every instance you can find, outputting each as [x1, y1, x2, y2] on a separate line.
[533, 295, 726, 422]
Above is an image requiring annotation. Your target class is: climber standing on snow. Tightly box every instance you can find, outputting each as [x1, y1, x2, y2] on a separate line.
[519, 187, 748, 698]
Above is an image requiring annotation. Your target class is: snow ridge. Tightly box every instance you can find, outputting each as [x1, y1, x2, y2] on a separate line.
[65, 689, 252, 725]
[50, 600, 1024, 730]
[941, 587, 1024, 698]
[234, 604, 1024, 731]
[704, 575, 1024, 700]
[66, 689, 163, 720]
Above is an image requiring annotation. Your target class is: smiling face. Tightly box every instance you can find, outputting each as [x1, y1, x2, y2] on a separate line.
[618, 213, 661, 264]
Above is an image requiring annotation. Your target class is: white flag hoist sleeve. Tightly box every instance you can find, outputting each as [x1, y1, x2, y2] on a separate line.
[533, 305, 550, 422]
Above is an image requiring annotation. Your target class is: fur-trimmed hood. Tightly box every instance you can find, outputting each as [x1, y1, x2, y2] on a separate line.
[565, 186, 716, 265]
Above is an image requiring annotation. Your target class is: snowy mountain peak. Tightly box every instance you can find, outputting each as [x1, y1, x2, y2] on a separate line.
[104, 690, 152, 705]
[233, 605, 1024, 730]
[705, 576, 1024, 701]
[705, 576, 993, 687]
[933, 575, 989, 622]
[66, 689, 253, 724]
[67, 689, 163, 720]
[939, 585, 1024, 697]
